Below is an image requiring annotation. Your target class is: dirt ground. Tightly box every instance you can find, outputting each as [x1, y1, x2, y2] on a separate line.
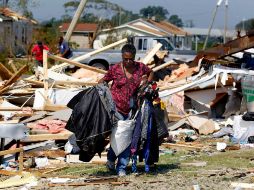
[0, 137, 254, 190]
[3, 143, 254, 190]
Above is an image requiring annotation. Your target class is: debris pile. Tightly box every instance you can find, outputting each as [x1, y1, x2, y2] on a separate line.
[1, 32, 254, 188]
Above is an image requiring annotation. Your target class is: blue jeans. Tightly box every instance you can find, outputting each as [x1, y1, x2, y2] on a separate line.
[107, 145, 130, 174]
[107, 112, 130, 174]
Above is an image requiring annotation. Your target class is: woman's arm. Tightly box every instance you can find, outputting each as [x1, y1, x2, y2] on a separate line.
[147, 70, 154, 82]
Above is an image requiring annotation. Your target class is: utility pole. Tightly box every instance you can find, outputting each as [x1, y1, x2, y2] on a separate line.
[3, 0, 8, 7]
[223, 0, 229, 43]
[119, 7, 121, 26]
[203, 0, 223, 50]
[64, 0, 88, 42]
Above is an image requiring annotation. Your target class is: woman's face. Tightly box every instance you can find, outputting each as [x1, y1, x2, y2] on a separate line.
[122, 52, 135, 68]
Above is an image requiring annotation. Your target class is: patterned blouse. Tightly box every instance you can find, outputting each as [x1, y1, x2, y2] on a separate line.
[103, 61, 152, 115]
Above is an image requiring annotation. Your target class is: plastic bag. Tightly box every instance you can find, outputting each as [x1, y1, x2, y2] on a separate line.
[110, 119, 135, 156]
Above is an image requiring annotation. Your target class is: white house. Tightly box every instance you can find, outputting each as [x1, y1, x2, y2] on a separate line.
[93, 18, 192, 50]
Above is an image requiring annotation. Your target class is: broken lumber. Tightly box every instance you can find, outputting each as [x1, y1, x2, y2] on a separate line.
[25, 38, 127, 80]
[162, 143, 203, 150]
[54, 80, 98, 86]
[0, 62, 13, 80]
[43, 104, 67, 111]
[64, 0, 88, 42]
[7, 59, 17, 73]
[231, 182, 254, 189]
[23, 79, 66, 89]
[152, 60, 176, 72]
[22, 130, 72, 142]
[47, 53, 107, 74]
[142, 43, 162, 65]
[0, 64, 28, 94]
[0, 148, 24, 172]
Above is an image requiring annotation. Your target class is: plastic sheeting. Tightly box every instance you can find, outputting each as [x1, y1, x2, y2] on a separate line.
[232, 115, 254, 143]
[0, 123, 28, 139]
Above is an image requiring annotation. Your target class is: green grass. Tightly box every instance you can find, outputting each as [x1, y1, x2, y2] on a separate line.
[52, 148, 254, 178]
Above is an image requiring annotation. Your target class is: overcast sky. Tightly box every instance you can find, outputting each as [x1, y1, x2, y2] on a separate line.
[32, 0, 254, 30]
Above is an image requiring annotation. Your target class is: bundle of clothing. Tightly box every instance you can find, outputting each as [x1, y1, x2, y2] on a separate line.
[66, 82, 169, 170]
[66, 83, 121, 162]
[130, 82, 169, 172]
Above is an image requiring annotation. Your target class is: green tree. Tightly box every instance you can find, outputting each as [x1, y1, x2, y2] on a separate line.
[4, 0, 37, 19]
[63, 0, 80, 13]
[81, 13, 100, 23]
[235, 18, 254, 31]
[111, 10, 139, 26]
[140, 6, 169, 21]
[168, 14, 183, 27]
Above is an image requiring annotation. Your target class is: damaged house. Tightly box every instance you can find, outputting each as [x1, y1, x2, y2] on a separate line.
[93, 18, 192, 50]
[0, 8, 37, 56]
[60, 23, 98, 49]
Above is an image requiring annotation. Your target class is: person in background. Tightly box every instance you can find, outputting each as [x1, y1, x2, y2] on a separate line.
[98, 43, 153, 176]
[31, 41, 49, 79]
[31, 40, 49, 67]
[58, 36, 73, 59]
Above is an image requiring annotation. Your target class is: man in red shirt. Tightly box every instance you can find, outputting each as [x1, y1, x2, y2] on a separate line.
[31, 41, 49, 67]
[99, 43, 153, 176]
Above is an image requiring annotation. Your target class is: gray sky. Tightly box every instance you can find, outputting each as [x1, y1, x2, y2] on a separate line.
[32, 0, 254, 29]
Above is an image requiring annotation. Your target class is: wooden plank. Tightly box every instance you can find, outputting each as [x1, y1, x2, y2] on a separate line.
[0, 64, 28, 94]
[168, 118, 187, 131]
[231, 182, 254, 188]
[43, 166, 68, 174]
[0, 62, 13, 80]
[0, 170, 22, 176]
[43, 50, 50, 109]
[152, 60, 176, 72]
[48, 181, 129, 187]
[44, 104, 67, 111]
[54, 80, 98, 86]
[0, 148, 23, 156]
[23, 79, 66, 89]
[141, 43, 162, 65]
[162, 143, 203, 150]
[19, 150, 23, 171]
[0, 107, 23, 111]
[8, 59, 17, 73]
[48, 54, 107, 74]
[26, 38, 127, 80]
[23, 131, 72, 142]
[0, 119, 19, 124]
[0, 85, 11, 94]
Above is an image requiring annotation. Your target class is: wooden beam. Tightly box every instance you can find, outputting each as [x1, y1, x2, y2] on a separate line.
[152, 60, 176, 72]
[0, 107, 23, 111]
[0, 148, 23, 173]
[43, 104, 67, 111]
[23, 131, 72, 142]
[8, 59, 17, 73]
[54, 80, 98, 86]
[0, 148, 23, 156]
[48, 54, 107, 74]
[0, 85, 11, 95]
[141, 43, 162, 65]
[26, 38, 127, 80]
[162, 143, 202, 150]
[0, 62, 13, 80]
[0, 64, 28, 94]
[0, 170, 22, 176]
[43, 50, 49, 108]
[23, 79, 66, 89]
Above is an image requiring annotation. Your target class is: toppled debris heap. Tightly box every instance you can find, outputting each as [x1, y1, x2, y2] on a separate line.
[2, 33, 254, 189]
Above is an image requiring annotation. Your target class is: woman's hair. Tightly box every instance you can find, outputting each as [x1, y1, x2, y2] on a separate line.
[121, 43, 136, 56]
